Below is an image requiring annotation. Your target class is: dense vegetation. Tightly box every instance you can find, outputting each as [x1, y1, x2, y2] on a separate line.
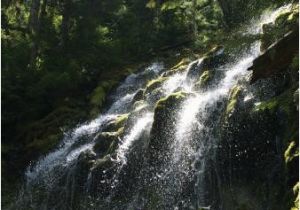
[1, 0, 296, 205]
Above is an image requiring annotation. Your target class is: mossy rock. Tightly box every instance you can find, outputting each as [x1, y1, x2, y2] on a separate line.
[144, 77, 168, 95]
[154, 91, 189, 111]
[291, 182, 299, 210]
[93, 127, 124, 156]
[149, 91, 191, 166]
[162, 58, 190, 77]
[252, 87, 296, 118]
[132, 89, 144, 103]
[284, 141, 299, 164]
[133, 100, 148, 111]
[186, 45, 224, 80]
[225, 85, 242, 117]
[103, 114, 129, 132]
[89, 80, 118, 117]
[194, 70, 214, 89]
[170, 58, 190, 70]
[261, 4, 299, 51]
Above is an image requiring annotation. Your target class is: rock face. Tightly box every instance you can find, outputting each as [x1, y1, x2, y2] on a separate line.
[261, 4, 299, 51]
[249, 29, 299, 83]
[148, 91, 191, 167]
[217, 53, 299, 210]
[186, 45, 225, 80]
[249, 4, 299, 83]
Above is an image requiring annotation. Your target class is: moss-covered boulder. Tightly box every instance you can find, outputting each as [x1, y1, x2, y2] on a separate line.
[89, 154, 115, 198]
[144, 77, 168, 95]
[249, 29, 298, 83]
[93, 127, 124, 156]
[260, 3, 299, 51]
[291, 182, 299, 210]
[186, 45, 225, 80]
[132, 100, 148, 111]
[148, 91, 191, 166]
[194, 70, 214, 89]
[225, 85, 243, 117]
[102, 114, 129, 132]
[161, 58, 190, 77]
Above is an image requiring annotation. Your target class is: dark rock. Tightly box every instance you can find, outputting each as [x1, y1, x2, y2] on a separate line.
[132, 89, 144, 103]
[148, 91, 191, 167]
[93, 128, 123, 156]
[249, 29, 299, 83]
[186, 45, 225, 80]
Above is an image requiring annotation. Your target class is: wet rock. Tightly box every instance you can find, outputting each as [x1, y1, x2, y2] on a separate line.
[132, 100, 148, 111]
[93, 127, 124, 156]
[102, 114, 129, 132]
[144, 77, 168, 95]
[148, 91, 191, 166]
[161, 58, 190, 77]
[186, 45, 225, 80]
[89, 155, 115, 198]
[132, 89, 144, 103]
[194, 70, 215, 90]
[77, 149, 97, 171]
[224, 85, 243, 118]
[261, 5, 299, 51]
[249, 29, 299, 83]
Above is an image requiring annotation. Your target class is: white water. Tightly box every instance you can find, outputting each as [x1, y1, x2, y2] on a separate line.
[116, 112, 154, 165]
[24, 62, 164, 188]
[245, 3, 293, 34]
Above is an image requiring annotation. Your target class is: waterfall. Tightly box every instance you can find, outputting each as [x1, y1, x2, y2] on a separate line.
[13, 4, 293, 210]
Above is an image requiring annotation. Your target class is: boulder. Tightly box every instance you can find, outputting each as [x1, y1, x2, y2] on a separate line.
[93, 127, 124, 156]
[132, 89, 144, 103]
[144, 77, 168, 95]
[249, 29, 299, 83]
[194, 70, 215, 90]
[148, 91, 191, 166]
[102, 114, 129, 132]
[261, 4, 299, 51]
[186, 45, 225, 80]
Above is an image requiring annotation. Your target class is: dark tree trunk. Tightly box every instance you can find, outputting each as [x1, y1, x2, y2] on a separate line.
[61, 0, 72, 48]
[28, 0, 41, 69]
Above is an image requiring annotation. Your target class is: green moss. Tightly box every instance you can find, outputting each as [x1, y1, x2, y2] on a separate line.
[144, 77, 168, 95]
[114, 114, 129, 128]
[253, 88, 295, 115]
[133, 100, 147, 111]
[261, 4, 299, 51]
[93, 127, 124, 155]
[155, 91, 188, 110]
[291, 182, 299, 210]
[284, 141, 299, 164]
[195, 70, 214, 89]
[170, 58, 190, 70]
[225, 85, 242, 116]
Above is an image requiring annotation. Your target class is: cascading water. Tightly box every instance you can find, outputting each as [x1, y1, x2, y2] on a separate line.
[13, 4, 293, 210]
